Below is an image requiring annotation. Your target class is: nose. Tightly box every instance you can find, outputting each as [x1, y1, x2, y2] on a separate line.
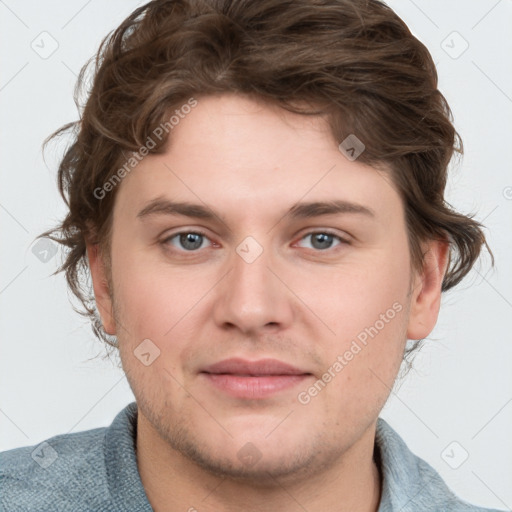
[212, 238, 294, 336]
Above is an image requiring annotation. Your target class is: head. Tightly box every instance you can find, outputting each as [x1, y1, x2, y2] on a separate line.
[43, 0, 492, 482]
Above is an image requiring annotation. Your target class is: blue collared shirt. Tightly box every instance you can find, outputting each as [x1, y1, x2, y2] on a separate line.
[0, 402, 504, 511]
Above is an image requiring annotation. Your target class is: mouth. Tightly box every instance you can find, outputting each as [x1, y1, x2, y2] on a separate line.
[200, 358, 312, 399]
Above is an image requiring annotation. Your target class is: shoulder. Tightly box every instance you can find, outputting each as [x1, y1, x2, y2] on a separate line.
[376, 418, 505, 512]
[0, 427, 111, 511]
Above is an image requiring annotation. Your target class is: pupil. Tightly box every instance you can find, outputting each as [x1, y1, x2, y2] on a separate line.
[181, 233, 202, 250]
[313, 233, 332, 250]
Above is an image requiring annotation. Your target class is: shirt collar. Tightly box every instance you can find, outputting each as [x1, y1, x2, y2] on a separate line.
[105, 402, 153, 510]
[375, 417, 459, 512]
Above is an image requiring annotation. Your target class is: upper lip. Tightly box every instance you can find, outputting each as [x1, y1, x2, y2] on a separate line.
[201, 358, 309, 376]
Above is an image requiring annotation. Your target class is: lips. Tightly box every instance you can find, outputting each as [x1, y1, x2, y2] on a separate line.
[200, 358, 311, 399]
[202, 358, 309, 376]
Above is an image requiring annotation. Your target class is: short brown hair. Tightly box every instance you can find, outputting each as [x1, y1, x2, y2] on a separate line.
[41, 0, 493, 349]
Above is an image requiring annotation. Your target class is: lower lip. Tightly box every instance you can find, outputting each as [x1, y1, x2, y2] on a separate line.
[201, 373, 310, 399]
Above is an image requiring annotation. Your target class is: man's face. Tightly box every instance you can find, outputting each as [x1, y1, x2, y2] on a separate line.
[92, 94, 428, 480]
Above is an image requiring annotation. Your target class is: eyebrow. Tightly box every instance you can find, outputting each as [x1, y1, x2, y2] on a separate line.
[136, 198, 376, 222]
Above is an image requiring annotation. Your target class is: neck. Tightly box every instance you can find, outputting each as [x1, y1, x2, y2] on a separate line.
[136, 412, 382, 512]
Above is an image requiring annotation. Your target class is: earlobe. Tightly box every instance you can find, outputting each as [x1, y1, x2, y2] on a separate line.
[406, 238, 450, 341]
[86, 243, 116, 335]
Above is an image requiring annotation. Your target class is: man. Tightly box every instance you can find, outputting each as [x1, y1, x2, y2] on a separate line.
[0, 0, 503, 510]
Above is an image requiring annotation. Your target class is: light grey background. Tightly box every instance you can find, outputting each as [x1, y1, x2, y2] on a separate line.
[1, 0, 511, 509]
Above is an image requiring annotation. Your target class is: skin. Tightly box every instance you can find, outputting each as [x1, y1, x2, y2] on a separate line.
[87, 93, 448, 512]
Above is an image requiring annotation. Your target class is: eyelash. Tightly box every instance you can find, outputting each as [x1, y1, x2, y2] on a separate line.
[161, 229, 350, 253]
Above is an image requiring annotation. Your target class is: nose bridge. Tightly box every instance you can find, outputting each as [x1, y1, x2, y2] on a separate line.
[213, 235, 292, 333]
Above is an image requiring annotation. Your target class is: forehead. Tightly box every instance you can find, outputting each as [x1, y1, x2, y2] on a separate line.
[115, 94, 402, 227]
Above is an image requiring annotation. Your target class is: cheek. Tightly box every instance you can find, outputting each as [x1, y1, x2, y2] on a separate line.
[302, 244, 410, 347]
[110, 240, 218, 353]
[109, 242, 177, 341]
[331, 253, 410, 399]
[299, 237, 411, 391]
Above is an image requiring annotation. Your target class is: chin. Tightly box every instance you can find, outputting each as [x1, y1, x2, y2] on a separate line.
[186, 441, 322, 484]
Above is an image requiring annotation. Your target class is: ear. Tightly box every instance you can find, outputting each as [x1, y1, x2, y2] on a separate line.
[406, 237, 450, 341]
[86, 242, 116, 335]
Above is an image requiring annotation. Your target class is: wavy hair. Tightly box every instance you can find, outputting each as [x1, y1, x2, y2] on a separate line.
[40, 0, 493, 351]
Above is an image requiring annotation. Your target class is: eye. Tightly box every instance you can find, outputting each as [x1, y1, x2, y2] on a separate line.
[162, 231, 212, 252]
[161, 229, 349, 253]
[296, 231, 349, 251]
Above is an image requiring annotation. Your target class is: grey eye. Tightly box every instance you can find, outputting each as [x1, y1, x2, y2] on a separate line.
[165, 232, 210, 251]
[298, 232, 343, 251]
